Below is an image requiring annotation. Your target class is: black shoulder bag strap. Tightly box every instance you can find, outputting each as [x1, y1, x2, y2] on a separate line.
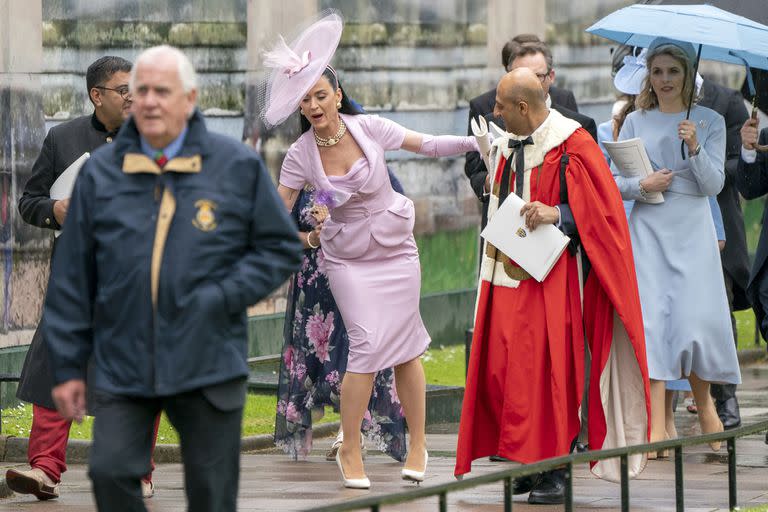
[558, 148, 581, 255]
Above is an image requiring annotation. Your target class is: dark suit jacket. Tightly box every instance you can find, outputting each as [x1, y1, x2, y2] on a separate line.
[464, 85, 596, 228]
[698, 80, 751, 310]
[19, 114, 118, 231]
[551, 85, 579, 113]
[736, 128, 768, 334]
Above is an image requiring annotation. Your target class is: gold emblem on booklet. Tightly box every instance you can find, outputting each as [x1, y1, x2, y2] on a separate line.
[192, 199, 218, 231]
[516, 227, 527, 238]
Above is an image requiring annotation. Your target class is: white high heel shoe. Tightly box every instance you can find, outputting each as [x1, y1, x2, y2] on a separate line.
[401, 450, 429, 483]
[326, 431, 367, 461]
[335, 451, 370, 489]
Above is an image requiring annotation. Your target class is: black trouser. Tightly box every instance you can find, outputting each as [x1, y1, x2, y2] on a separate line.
[89, 387, 243, 512]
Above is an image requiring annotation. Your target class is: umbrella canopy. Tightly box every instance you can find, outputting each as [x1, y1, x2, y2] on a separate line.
[639, 0, 768, 106]
[640, 0, 767, 26]
[586, 3, 768, 70]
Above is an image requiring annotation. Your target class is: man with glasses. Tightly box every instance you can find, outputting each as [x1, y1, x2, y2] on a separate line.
[9, 55, 161, 501]
[465, 35, 596, 219]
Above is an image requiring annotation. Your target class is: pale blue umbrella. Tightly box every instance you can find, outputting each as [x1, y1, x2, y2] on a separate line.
[586, 3, 768, 71]
[587, 3, 768, 156]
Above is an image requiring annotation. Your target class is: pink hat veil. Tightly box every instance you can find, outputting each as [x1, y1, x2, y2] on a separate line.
[261, 11, 344, 127]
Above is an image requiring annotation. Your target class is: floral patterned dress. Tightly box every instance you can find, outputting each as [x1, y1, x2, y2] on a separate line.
[275, 181, 407, 461]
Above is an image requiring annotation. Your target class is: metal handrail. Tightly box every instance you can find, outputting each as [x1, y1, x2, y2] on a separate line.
[305, 420, 768, 512]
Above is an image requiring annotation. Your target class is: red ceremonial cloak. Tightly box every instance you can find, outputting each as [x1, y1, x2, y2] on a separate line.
[455, 127, 650, 480]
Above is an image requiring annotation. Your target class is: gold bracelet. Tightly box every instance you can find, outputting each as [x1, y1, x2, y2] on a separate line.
[307, 231, 319, 249]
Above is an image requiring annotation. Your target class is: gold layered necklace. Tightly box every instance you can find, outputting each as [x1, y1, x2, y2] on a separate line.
[314, 118, 347, 147]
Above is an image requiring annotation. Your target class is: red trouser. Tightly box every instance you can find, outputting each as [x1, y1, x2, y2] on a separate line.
[29, 405, 161, 483]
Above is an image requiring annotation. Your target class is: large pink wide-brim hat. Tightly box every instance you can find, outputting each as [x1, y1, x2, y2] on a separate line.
[263, 12, 343, 127]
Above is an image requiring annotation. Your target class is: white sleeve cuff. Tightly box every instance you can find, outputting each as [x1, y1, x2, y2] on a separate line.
[742, 146, 758, 163]
[554, 205, 562, 227]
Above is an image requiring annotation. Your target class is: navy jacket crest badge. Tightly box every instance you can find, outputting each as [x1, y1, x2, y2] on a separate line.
[193, 199, 218, 231]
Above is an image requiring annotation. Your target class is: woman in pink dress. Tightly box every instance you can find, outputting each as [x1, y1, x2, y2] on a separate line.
[263, 13, 478, 489]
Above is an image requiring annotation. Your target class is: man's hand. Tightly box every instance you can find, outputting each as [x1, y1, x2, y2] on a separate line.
[484, 173, 490, 193]
[520, 201, 559, 231]
[741, 118, 759, 150]
[52, 379, 87, 423]
[53, 199, 70, 226]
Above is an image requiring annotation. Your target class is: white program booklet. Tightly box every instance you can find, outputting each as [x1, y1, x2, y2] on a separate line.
[481, 193, 570, 282]
[602, 137, 663, 204]
[49, 152, 90, 236]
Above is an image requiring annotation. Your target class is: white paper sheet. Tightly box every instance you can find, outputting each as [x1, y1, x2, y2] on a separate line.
[50, 152, 89, 200]
[602, 137, 663, 204]
[49, 152, 89, 236]
[481, 193, 570, 282]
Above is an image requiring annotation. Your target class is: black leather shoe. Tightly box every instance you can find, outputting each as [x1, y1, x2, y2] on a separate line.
[711, 384, 741, 429]
[528, 469, 566, 504]
[489, 455, 510, 462]
[512, 474, 540, 494]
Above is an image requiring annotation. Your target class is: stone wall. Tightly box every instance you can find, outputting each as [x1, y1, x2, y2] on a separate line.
[3, 0, 749, 336]
[1, 0, 47, 344]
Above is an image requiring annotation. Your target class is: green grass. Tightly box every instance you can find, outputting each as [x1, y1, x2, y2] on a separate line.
[1, 394, 340, 442]
[742, 197, 765, 253]
[735, 309, 764, 350]
[0, 346, 464, 441]
[423, 344, 466, 387]
[416, 227, 478, 294]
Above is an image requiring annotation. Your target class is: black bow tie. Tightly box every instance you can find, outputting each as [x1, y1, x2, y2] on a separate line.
[498, 136, 534, 205]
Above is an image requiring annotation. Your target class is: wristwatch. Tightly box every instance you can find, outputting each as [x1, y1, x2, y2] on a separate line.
[689, 143, 701, 157]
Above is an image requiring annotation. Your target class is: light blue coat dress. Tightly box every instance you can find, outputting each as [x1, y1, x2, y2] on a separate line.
[612, 106, 741, 385]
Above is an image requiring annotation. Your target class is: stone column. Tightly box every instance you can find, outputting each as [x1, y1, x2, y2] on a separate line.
[485, 0, 546, 69]
[0, 0, 47, 349]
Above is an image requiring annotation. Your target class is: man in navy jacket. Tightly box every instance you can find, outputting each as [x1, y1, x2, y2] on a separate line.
[43, 45, 302, 512]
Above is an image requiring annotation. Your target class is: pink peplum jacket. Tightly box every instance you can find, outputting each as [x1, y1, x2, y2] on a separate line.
[279, 113, 415, 260]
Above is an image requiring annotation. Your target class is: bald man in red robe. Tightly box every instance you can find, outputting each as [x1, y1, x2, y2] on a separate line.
[455, 68, 650, 505]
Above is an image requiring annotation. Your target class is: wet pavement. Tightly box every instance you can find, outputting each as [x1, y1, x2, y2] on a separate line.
[2, 365, 767, 511]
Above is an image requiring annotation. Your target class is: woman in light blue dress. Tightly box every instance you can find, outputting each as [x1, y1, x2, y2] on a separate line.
[611, 38, 740, 454]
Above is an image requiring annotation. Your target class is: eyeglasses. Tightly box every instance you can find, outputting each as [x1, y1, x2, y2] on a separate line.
[535, 72, 551, 83]
[95, 85, 131, 100]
